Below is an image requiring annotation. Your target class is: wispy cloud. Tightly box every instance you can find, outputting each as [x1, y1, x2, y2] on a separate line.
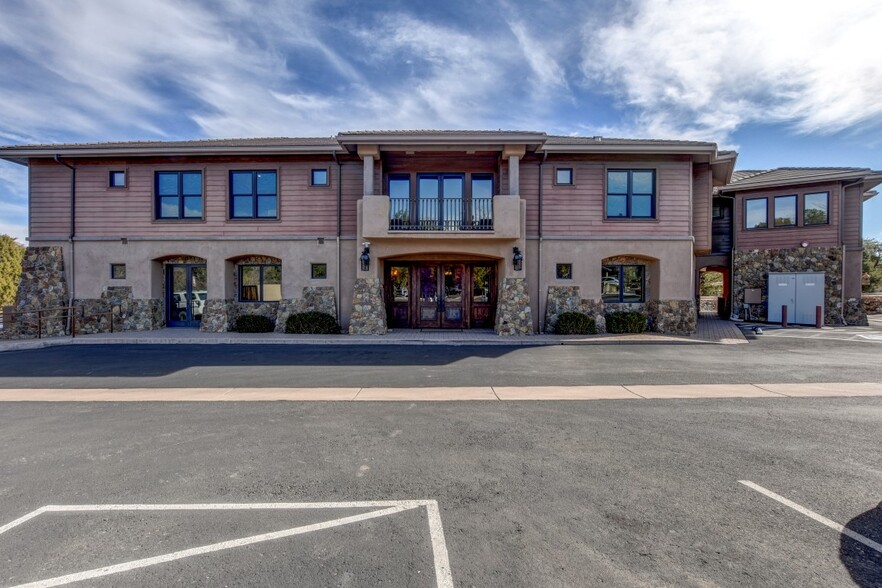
[580, 0, 882, 141]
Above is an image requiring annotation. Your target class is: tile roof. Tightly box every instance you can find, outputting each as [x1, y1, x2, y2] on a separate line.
[338, 129, 544, 136]
[724, 167, 877, 190]
[0, 137, 340, 151]
[544, 135, 716, 147]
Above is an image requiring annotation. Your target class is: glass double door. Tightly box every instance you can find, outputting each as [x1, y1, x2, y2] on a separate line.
[166, 264, 207, 327]
[386, 262, 496, 329]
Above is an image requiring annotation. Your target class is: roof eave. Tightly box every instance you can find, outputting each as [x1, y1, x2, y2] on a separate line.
[335, 132, 548, 150]
[0, 144, 346, 161]
[720, 170, 876, 193]
[539, 143, 717, 156]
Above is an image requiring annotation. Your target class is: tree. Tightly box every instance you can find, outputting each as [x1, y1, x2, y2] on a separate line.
[700, 271, 724, 296]
[864, 238, 882, 293]
[0, 235, 25, 307]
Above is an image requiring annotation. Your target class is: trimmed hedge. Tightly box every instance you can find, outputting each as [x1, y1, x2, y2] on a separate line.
[605, 310, 647, 334]
[235, 314, 274, 333]
[553, 311, 598, 335]
[285, 311, 340, 334]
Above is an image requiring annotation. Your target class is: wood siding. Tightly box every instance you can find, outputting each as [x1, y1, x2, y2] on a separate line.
[735, 182, 840, 250]
[843, 184, 863, 247]
[533, 157, 693, 237]
[29, 161, 72, 238]
[29, 156, 356, 239]
[692, 163, 711, 253]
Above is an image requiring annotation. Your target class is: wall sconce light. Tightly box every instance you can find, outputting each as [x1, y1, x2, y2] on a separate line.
[360, 241, 371, 271]
[512, 246, 523, 272]
[801, 241, 809, 248]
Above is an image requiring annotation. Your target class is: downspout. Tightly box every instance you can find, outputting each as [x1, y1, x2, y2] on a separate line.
[333, 152, 342, 323]
[538, 151, 547, 332]
[54, 155, 76, 332]
[840, 178, 864, 325]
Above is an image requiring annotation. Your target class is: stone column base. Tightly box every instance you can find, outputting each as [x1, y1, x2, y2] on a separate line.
[495, 277, 533, 335]
[200, 299, 235, 332]
[844, 298, 868, 326]
[349, 279, 387, 335]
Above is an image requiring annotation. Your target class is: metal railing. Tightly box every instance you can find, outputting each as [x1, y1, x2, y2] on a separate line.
[389, 198, 493, 231]
[4, 305, 114, 339]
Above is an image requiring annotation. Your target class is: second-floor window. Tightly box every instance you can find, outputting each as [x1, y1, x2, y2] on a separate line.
[804, 192, 829, 225]
[156, 171, 202, 220]
[231, 170, 278, 219]
[606, 170, 655, 219]
[774, 195, 797, 227]
[745, 197, 768, 229]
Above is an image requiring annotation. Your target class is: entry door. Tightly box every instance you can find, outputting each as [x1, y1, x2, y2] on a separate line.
[470, 264, 496, 327]
[167, 264, 207, 327]
[415, 264, 466, 328]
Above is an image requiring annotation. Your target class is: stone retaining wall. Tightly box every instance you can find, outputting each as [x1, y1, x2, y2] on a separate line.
[74, 287, 162, 334]
[495, 278, 533, 335]
[275, 287, 338, 333]
[200, 287, 338, 333]
[863, 294, 882, 314]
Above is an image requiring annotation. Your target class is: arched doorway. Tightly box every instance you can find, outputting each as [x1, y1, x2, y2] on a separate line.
[155, 255, 207, 328]
[698, 266, 730, 317]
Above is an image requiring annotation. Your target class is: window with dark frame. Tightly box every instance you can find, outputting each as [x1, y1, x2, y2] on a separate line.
[311, 263, 327, 279]
[238, 264, 281, 302]
[230, 170, 277, 219]
[745, 197, 768, 229]
[311, 169, 329, 186]
[602, 264, 645, 303]
[606, 169, 655, 219]
[804, 192, 829, 225]
[556, 263, 572, 279]
[110, 264, 126, 279]
[109, 171, 126, 188]
[555, 168, 573, 185]
[774, 194, 797, 227]
[156, 171, 203, 219]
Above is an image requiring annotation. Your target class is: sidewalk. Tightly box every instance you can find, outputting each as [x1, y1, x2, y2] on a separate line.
[0, 315, 747, 352]
[0, 382, 878, 401]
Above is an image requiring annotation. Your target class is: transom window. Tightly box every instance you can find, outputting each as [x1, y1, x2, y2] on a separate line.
[606, 170, 655, 219]
[774, 195, 797, 227]
[231, 171, 277, 219]
[239, 264, 281, 302]
[745, 197, 768, 229]
[804, 192, 829, 225]
[156, 171, 203, 219]
[602, 265, 645, 303]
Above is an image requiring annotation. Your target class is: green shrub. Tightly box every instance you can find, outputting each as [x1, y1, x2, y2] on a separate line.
[285, 311, 340, 334]
[605, 310, 647, 334]
[553, 311, 597, 335]
[235, 314, 274, 333]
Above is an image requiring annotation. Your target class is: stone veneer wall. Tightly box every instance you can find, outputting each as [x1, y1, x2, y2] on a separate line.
[5, 246, 69, 338]
[733, 247, 853, 325]
[349, 278, 387, 335]
[74, 286, 162, 334]
[200, 287, 338, 333]
[275, 287, 338, 333]
[495, 278, 533, 335]
[863, 294, 882, 314]
[544, 286, 697, 335]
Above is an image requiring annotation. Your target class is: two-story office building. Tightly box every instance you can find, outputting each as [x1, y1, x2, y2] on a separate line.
[1, 131, 878, 336]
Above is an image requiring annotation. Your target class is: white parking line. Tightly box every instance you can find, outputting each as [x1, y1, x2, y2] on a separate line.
[739, 480, 882, 554]
[1, 501, 454, 588]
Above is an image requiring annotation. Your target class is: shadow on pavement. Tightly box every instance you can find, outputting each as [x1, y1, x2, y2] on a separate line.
[839, 501, 882, 586]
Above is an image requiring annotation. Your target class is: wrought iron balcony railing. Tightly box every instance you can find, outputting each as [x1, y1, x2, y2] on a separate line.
[389, 198, 493, 231]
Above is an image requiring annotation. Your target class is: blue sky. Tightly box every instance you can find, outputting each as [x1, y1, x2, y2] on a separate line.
[1, 0, 881, 243]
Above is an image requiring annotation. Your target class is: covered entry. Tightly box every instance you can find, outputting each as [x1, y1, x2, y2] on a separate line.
[385, 261, 497, 329]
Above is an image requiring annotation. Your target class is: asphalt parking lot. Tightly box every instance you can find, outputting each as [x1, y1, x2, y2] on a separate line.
[1, 397, 881, 587]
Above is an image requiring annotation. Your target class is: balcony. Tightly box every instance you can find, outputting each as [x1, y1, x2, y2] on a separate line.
[388, 198, 493, 231]
[362, 195, 522, 240]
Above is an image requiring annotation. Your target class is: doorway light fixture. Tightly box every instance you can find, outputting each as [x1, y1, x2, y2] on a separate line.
[360, 241, 371, 272]
[512, 247, 524, 272]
